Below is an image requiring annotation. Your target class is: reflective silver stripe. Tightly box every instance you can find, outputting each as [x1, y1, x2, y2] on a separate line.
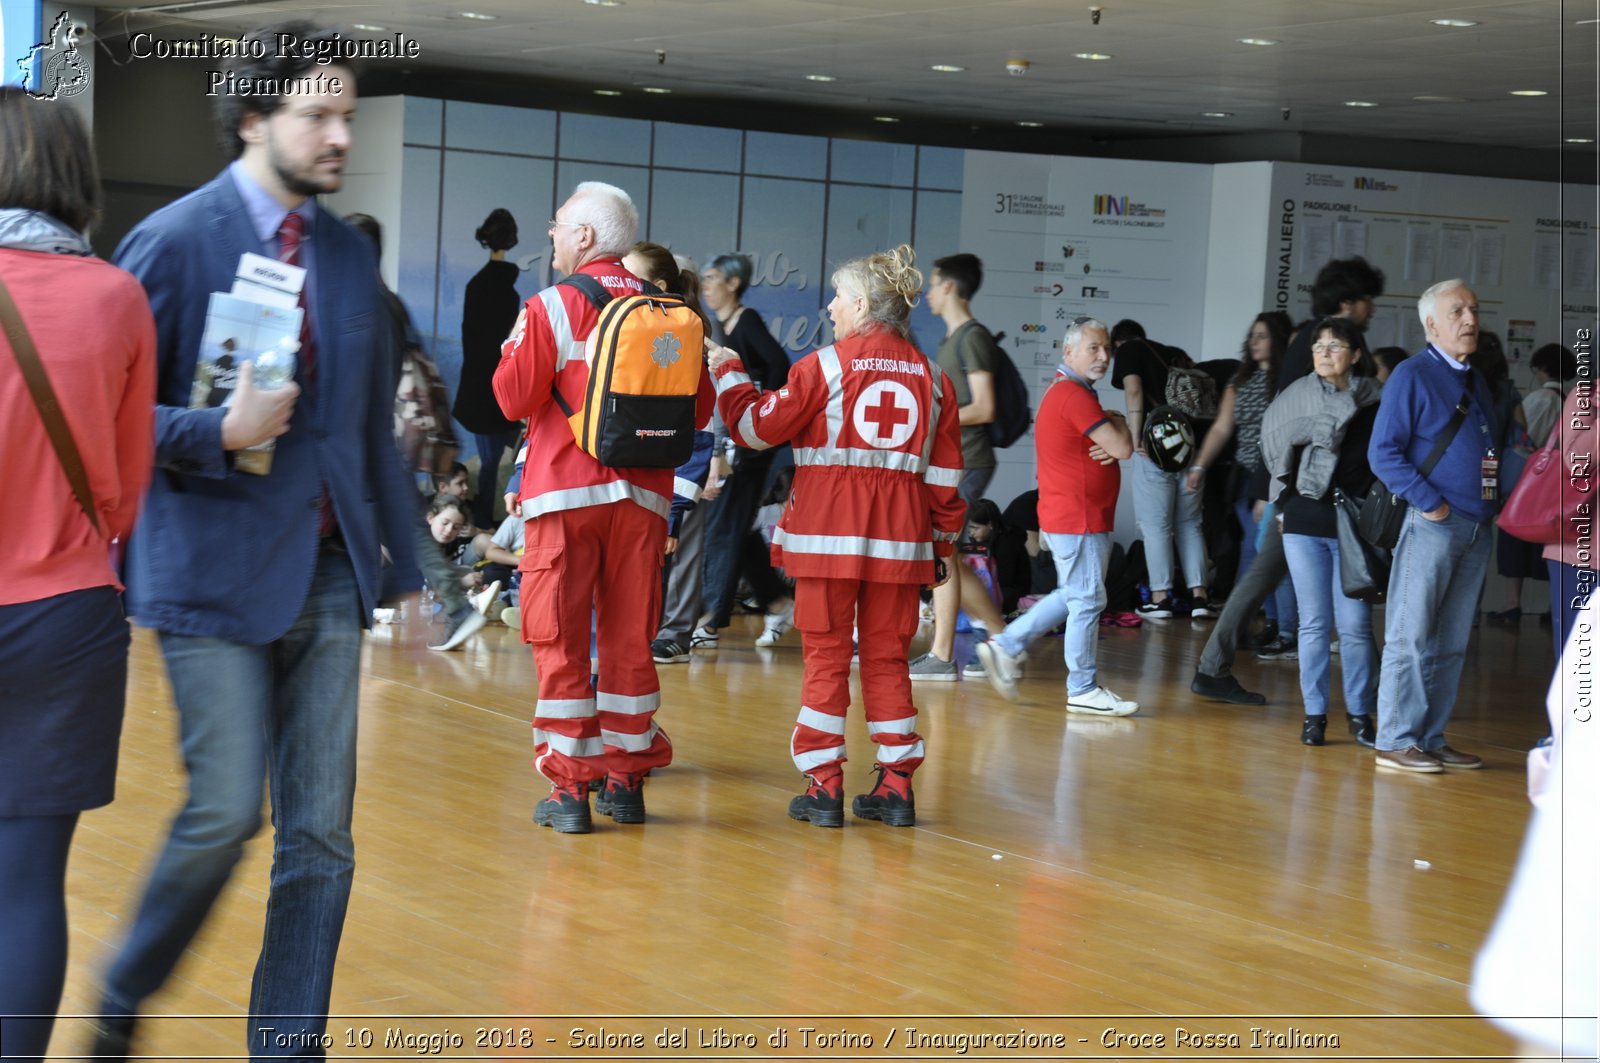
[673, 475, 702, 501]
[602, 725, 661, 752]
[534, 730, 606, 758]
[713, 369, 752, 393]
[921, 361, 945, 468]
[933, 529, 961, 543]
[867, 716, 919, 736]
[773, 527, 933, 562]
[736, 404, 776, 450]
[793, 446, 925, 474]
[535, 698, 597, 720]
[519, 482, 671, 521]
[597, 690, 660, 716]
[924, 464, 962, 487]
[796, 706, 846, 735]
[537, 288, 588, 370]
[793, 742, 847, 773]
[816, 345, 845, 446]
[876, 740, 925, 764]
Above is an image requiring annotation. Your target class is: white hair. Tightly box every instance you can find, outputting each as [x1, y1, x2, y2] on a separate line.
[1418, 278, 1467, 328]
[1064, 316, 1108, 349]
[566, 181, 638, 256]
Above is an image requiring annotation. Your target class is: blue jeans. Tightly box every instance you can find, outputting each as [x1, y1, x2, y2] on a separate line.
[1282, 533, 1375, 717]
[1375, 509, 1494, 753]
[472, 430, 518, 528]
[1234, 495, 1297, 634]
[102, 543, 363, 1059]
[1130, 454, 1207, 594]
[993, 531, 1109, 697]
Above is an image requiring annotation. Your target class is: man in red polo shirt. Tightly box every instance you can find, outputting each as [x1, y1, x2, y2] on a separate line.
[976, 317, 1139, 714]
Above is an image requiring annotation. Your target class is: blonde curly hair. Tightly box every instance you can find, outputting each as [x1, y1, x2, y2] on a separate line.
[831, 244, 923, 339]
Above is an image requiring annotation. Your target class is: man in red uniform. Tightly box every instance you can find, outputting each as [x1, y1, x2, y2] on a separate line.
[493, 182, 714, 834]
[707, 246, 965, 827]
[976, 317, 1139, 715]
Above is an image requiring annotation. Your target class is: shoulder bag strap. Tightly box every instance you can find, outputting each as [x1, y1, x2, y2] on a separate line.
[1416, 397, 1471, 479]
[0, 272, 101, 534]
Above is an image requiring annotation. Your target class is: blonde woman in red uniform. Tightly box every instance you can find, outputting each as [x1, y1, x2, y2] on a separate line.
[706, 245, 965, 828]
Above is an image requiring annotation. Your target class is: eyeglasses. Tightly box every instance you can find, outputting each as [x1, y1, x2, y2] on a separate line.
[1312, 341, 1353, 354]
[548, 219, 587, 232]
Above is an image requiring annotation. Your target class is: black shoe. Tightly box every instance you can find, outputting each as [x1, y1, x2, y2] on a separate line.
[594, 772, 646, 823]
[851, 765, 916, 827]
[1347, 713, 1377, 748]
[88, 1016, 136, 1063]
[788, 775, 844, 828]
[534, 783, 594, 833]
[1190, 670, 1266, 705]
[1301, 715, 1328, 746]
[1256, 635, 1298, 660]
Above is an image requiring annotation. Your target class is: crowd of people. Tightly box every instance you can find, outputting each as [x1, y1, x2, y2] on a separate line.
[2, 16, 1594, 1061]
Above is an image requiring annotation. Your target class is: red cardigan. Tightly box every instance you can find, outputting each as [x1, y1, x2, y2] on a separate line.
[0, 249, 156, 605]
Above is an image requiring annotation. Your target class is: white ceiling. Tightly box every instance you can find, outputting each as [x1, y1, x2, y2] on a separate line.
[106, 0, 1599, 151]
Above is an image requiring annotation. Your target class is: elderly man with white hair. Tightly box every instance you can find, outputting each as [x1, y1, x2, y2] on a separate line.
[1367, 279, 1500, 773]
[493, 182, 714, 833]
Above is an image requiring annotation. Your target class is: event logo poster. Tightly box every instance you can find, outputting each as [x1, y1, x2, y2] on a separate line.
[13, 10, 89, 100]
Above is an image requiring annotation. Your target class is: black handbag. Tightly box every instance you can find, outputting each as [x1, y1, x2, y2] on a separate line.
[1358, 396, 1470, 549]
[1335, 489, 1390, 603]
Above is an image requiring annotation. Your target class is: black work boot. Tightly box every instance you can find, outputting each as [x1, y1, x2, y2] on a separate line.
[534, 782, 594, 833]
[595, 772, 646, 823]
[851, 765, 916, 827]
[788, 773, 844, 827]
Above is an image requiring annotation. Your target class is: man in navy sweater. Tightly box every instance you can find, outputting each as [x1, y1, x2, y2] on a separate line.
[1368, 280, 1498, 773]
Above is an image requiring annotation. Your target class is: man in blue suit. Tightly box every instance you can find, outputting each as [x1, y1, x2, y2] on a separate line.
[92, 21, 418, 1060]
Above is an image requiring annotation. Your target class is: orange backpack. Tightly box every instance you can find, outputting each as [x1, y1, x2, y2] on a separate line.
[554, 274, 704, 468]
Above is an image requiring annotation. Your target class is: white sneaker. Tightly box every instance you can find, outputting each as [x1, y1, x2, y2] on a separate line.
[691, 625, 719, 648]
[755, 600, 795, 647]
[372, 608, 398, 624]
[472, 579, 502, 616]
[974, 639, 1022, 701]
[1066, 685, 1138, 716]
[429, 610, 487, 651]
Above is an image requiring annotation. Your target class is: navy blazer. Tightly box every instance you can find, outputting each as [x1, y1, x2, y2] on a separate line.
[115, 170, 420, 643]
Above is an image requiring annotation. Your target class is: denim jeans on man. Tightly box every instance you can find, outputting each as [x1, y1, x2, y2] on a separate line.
[1375, 509, 1493, 752]
[1282, 533, 1375, 718]
[991, 532, 1108, 698]
[102, 544, 362, 1058]
[1130, 454, 1206, 594]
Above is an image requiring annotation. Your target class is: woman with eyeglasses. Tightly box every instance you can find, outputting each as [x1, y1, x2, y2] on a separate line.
[1259, 317, 1383, 748]
[694, 253, 796, 649]
[1187, 311, 1298, 654]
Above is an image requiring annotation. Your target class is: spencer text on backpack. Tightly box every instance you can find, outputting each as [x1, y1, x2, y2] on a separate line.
[555, 274, 705, 468]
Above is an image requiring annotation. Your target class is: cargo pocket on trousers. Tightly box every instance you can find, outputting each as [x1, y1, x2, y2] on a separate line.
[793, 580, 831, 635]
[518, 547, 563, 644]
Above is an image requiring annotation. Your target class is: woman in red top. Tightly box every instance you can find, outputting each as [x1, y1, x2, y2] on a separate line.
[708, 245, 965, 828]
[0, 86, 156, 1055]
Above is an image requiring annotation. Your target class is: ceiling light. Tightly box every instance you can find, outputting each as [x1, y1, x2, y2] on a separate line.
[1236, 38, 1280, 46]
[1073, 52, 1114, 60]
[804, 74, 837, 82]
[593, 89, 622, 96]
[1567, 137, 1596, 144]
[457, 11, 496, 20]
[641, 86, 671, 94]
[1344, 100, 1379, 108]
[1017, 120, 1043, 127]
[1429, 18, 1479, 27]
[930, 64, 965, 73]
[1509, 89, 1549, 96]
[351, 23, 386, 31]
[1413, 94, 1468, 102]
[873, 115, 900, 123]
[1200, 111, 1233, 118]
[583, 0, 625, 5]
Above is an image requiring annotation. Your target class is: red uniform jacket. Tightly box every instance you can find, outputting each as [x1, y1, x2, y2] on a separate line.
[713, 329, 965, 584]
[492, 257, 715, 522]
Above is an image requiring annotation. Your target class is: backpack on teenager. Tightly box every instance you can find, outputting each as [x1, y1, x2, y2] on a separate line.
[554, 273, 705, 468]
[385, 289, 460, 476]
[960, 326, 1032, 448]
[1151, 341, 1219, 421]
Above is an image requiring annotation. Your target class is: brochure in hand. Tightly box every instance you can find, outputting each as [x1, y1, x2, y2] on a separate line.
[191, 290, 301, 474]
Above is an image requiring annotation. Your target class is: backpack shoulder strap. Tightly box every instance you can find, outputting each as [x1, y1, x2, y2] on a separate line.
[557, 272, 612, 310]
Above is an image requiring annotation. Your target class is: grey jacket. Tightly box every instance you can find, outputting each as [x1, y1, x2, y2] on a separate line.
[1260, 373, 1382, 504]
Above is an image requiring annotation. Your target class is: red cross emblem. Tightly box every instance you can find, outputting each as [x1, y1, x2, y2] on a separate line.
[852, 381, 918, 448]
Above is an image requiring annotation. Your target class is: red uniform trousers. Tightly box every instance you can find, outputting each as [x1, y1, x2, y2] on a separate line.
[519, 501, 673, 786]
[790, 576, 926, 781]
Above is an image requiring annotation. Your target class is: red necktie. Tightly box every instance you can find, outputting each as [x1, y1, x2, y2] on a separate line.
[277, 212, 334, 536]
[276, 212, 316, 391]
